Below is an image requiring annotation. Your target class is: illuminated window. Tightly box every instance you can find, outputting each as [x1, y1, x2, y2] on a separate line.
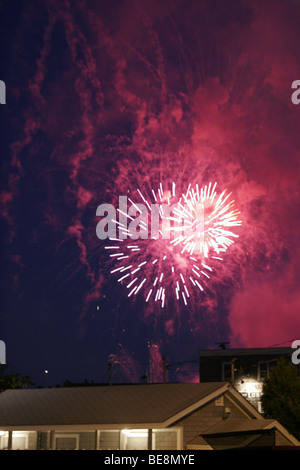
[0, 431, 31, 450]
[121, 429, 148, 450]
[0, 431, 8, 450]
[117, 429, 180, 450]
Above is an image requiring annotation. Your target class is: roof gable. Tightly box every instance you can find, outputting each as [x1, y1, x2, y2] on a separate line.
[201, 418, 300, 448]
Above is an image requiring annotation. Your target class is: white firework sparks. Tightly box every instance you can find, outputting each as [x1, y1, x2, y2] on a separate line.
[102, 182, 241, 307]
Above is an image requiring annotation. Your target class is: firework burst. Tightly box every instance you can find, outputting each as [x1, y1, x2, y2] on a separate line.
[169, 182, 242, 258]
[100, 182, 241, 307]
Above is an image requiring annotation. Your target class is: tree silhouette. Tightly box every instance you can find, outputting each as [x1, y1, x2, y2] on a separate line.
[0, 364, 33, 393]
[261, 357, 300, 440]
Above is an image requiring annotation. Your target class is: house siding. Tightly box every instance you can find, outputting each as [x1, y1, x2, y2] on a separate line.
[78, 431, 96, 450]
[174, 395, 248, 448]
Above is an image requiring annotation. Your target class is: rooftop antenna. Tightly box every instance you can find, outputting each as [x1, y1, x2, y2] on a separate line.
[215, 342, 230, 350]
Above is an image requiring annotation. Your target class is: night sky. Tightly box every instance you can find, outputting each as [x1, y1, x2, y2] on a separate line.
[1, 0, 300, 388]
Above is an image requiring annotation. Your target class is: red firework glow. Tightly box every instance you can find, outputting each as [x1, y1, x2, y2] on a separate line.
[99, 181, 242, 307]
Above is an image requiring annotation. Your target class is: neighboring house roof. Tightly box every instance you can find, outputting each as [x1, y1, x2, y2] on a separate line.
[199, 347, 293, 357]
[0, 382, 233, 429]
[187, 418, 300, 448]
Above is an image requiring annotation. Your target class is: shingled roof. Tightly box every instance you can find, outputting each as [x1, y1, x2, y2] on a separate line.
[0, 382, 231, 428]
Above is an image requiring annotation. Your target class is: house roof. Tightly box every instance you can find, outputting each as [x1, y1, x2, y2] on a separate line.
[187, 418, 300, 448]
[0, 382, 231, 429]
[202, 418, 277, 435]
[186, 419, 276, 447]
[198, 347, 293, 357]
